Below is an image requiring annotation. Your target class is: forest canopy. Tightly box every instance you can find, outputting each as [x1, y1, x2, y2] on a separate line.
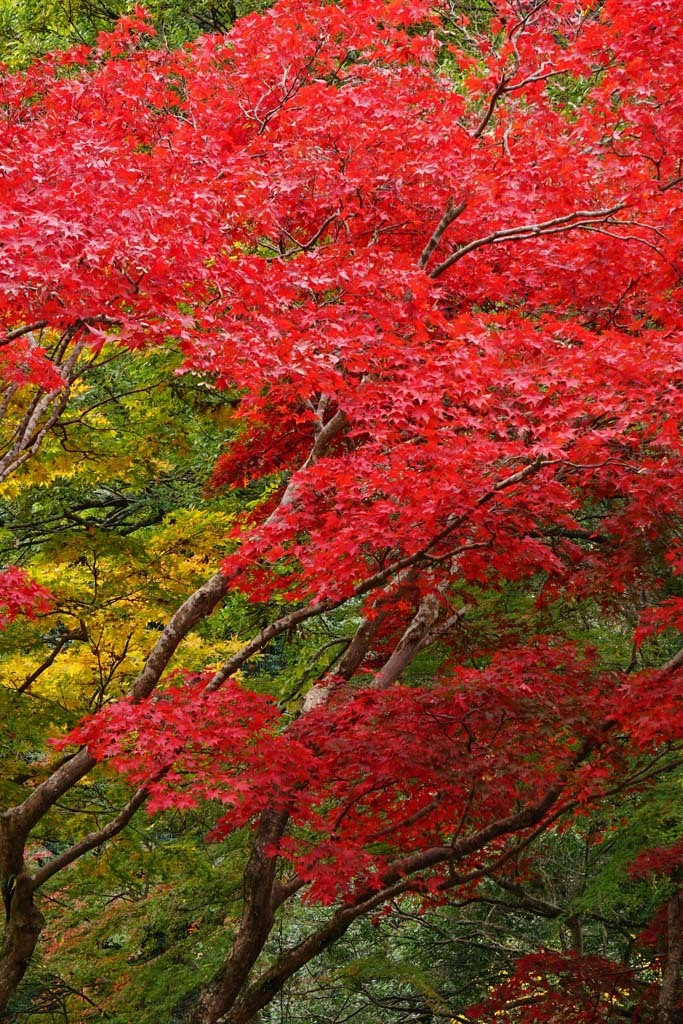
[2, 1, 683, 1022]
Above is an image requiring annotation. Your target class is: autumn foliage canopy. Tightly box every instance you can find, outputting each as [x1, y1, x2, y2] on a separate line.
[3, 0, 683, 1020]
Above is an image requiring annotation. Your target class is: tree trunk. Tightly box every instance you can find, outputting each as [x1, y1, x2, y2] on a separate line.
[0, 811, 43, 1015]
[657, 890, 683, 1024]
[0, 874, 43, 1014]
[189, 810, 287, 1024]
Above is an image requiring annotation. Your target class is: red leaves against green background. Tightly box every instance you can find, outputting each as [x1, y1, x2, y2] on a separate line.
[6, 0, 683, 1016]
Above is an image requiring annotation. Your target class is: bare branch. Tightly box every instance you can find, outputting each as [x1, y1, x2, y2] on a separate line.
[0, 322, 49, 347]
[418, 199, 467, 269]
[273, 212, 340, 257]
[16, 624, 88, 695]
[300, 408, 346, 470]
[428, 204, 627, 279]
[222, 742, 597, 1024]
[658, 645, 683, 677]
[208, 457, 551, 692]
[368, 593, 441, 689]
[472, 75, 511, 139]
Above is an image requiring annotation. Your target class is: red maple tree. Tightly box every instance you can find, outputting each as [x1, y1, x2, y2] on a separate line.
[2, 1, 683, 1020]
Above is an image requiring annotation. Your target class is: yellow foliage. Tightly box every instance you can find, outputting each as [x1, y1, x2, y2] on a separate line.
[0, 508, 240, 710]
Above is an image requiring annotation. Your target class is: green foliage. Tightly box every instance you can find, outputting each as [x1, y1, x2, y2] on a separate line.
[13, 823, 249, 1022]
[0, 0, 269, 68]
[575, 778, 683, 924]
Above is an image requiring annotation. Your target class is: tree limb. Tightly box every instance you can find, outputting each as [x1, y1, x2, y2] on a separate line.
[30, 784, 151, 890]
[428, 205, 627, 279]
[418, 199, 467, 270]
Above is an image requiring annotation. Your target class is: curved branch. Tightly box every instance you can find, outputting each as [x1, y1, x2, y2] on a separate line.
[221, 759, 595, 1024]
[418, 199, 467, 270]
[428, 204, 627, 279]
[0, 322, 49, 347]
[30, 784, 151, 890]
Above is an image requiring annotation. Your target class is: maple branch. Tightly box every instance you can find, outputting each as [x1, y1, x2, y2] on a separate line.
[205, 601, 343, 693]
[366, 798, 442, 845]
[660, 174, 683, 192]
[299, 568, 425, 713]
[191, 809, 289, 1024]
[209, 459, 550, 691]
[418, 199, 467, 269]
[657, 644, 683, 677]
[222, 873, 430, 1024]
[11, 406, 349, 831]
[205, 549, 465, 693]
[364, 595, 470, 693]
[219, 749, 596, 1024]
[301, 600, 394, 712]
[298, 213, 339, 252]
[368, 593, 441, 689]
[251, 40, 325, 135]
[15, 624, 88, 695]
[0, 315, 120, 350]
[439, 805, 574, 895]
[12, 571, 230, 838]
[472, 75, 511, 139]
[57, 381, 164, 429]
[131, 572, 230, 701]
[272, 212, 339, 257]
[12, 456, 551, 848]
[0, 335, 86, 483]
[29, 783, 151, 890]
[74, 314, 121, 332]
[301, 407, 346, 469]
[336, 604, 394, 681]
[0, 392, 69, 483]
[0, 322, 49, 346]
[0, 380, 20, 428]
[467, 20, 561, 140]
[579, 225, 679, 272]
[492, 878, 564, 919]
[428, 205, 627, 279]
[506, 67, 565, 93]
[450, 774, 477, 846]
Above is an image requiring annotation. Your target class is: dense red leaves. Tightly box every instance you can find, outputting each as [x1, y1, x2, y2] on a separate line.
[61, 643, 679, 906]
[56, 678, 297, 813]
[630, 842, 683, 882]
[221, 314, 683, 602]
[469, 951, 642, 1023]
[0, 567, 52, 630]
[0, 337, 65, 391]
[7, 0, 683, 1014]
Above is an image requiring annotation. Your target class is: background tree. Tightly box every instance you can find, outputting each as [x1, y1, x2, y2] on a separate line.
[0, 339, 256, 1020]
[0, 0, 269, 67]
